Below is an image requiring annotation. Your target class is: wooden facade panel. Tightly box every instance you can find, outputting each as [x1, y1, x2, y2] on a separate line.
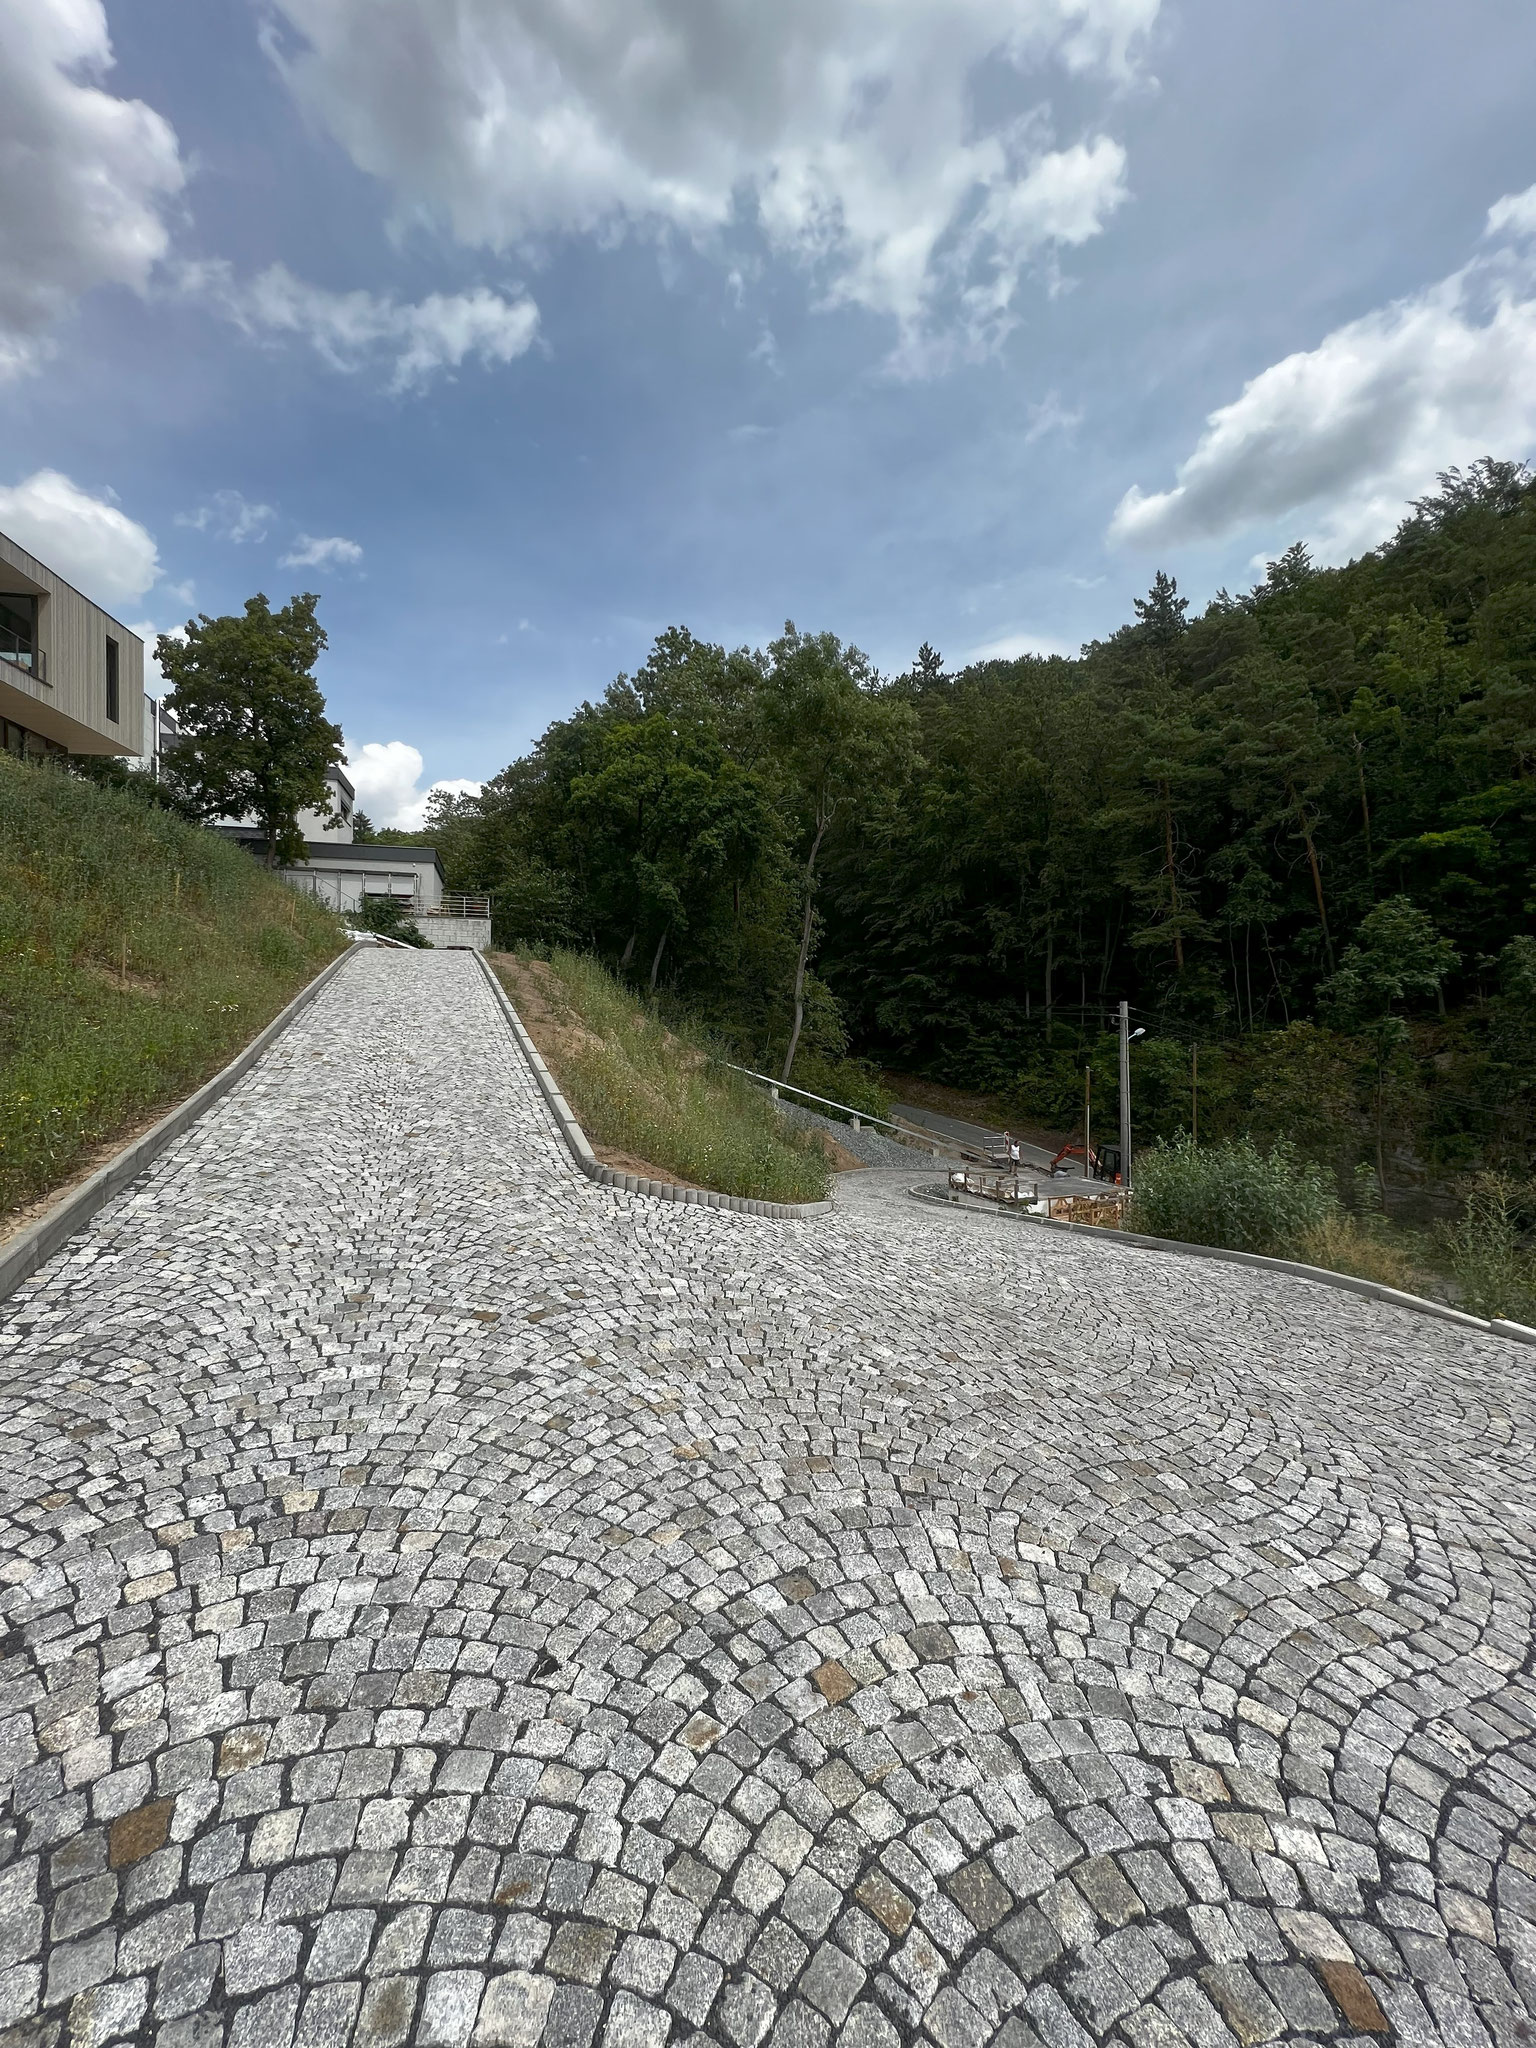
[0, 530, 145, 755]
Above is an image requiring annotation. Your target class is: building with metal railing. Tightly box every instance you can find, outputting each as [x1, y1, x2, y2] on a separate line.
[218, 766, 493, 948]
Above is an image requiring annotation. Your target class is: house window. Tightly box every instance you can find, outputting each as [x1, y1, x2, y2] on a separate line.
[0, 595, 36, 669]
[105, 638, 120, 723]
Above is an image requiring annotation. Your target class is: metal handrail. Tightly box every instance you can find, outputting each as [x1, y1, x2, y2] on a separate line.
[417, 894, 492, 918]
[718, 1061, 939, 1143]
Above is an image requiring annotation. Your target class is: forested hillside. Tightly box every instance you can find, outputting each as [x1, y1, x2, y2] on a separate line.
[426, 459, 1536, 1204]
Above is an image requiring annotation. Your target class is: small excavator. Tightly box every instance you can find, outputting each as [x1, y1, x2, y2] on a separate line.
[1048, 1138, 1100, 1178]
[1048, 1139, 1123, 1182]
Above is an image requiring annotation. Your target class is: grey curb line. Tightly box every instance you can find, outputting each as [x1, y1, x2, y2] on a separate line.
[0, 944, 361, 1307]
[908, 1181, 1536, 1347]
[476, 954, 833, 1221]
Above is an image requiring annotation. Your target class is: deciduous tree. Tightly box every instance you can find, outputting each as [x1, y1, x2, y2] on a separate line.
[158, 594, 343, 868]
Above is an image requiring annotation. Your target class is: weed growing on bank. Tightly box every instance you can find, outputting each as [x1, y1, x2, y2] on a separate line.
[1440, 1174, 1536, 1322]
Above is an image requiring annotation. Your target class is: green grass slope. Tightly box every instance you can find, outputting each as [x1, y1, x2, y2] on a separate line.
[494, 948, 832, 1205]
[0, 758, 345, 1223]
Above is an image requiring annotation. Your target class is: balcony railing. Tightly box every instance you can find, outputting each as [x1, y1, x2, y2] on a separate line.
[0, 633, 44, 684]
[417, 894, 492, 919]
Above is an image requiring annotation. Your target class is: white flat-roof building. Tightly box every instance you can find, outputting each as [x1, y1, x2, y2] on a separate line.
[218, 765, 492, 947]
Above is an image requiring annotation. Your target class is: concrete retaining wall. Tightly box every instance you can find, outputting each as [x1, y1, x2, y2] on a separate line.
[413, 916, 492, 952]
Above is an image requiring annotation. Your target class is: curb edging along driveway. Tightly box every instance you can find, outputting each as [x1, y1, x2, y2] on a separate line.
[909, 1178, 1536, 1345]
[0, 944, 359, 1307]
[476, 953, 833, 1221]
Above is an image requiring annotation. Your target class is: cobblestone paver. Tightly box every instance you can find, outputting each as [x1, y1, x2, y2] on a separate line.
[2, 950, 1534, 2048]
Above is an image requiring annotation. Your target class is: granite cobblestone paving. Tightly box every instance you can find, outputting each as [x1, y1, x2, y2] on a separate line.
[1, 949, 1533, 2048]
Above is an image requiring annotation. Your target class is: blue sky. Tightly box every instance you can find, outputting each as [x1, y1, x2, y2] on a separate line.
[3, 0, 1535, 824]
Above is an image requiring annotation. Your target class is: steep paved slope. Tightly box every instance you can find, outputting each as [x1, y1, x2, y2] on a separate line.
[0, 950, 1531, 2048]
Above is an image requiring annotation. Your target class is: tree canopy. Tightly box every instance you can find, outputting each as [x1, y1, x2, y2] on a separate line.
[158, 594, 343, 866]
[420, 457, 1536, 1184]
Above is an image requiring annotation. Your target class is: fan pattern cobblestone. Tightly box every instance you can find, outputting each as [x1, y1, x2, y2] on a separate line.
[0, 950, 1533, 2048]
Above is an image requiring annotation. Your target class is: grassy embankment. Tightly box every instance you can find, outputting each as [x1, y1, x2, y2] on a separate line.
[1125, 1135, 1536, 1320]
[492, 949, 833, 1205]
[0, 757, 345, 1227]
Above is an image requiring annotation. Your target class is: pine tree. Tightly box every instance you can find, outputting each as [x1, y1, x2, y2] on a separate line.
[1133, 572, 1188, 646]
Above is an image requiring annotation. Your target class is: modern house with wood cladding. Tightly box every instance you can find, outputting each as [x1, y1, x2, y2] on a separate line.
[0, 528, 144, 761]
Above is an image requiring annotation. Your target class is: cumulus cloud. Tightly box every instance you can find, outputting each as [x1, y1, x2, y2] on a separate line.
[1109, 184, 1536, 563]
[1486, 184, 1536, 241]
[346, 740, 482, 830]
[262, 0, 1151, 358]
[281, 533, 364, 569]
[183, 262, 540, 392]
[177, 490, 275, 543]
[0, 0, 185, 378]
[0, 470, 160, 607]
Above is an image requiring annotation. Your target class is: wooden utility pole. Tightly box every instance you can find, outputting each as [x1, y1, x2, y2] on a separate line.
[1191, 1044, 1198, 1145]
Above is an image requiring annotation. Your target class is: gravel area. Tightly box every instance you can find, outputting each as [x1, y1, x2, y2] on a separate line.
[0, 949, 1533, 2048]
[776, 1100, 941, 1170]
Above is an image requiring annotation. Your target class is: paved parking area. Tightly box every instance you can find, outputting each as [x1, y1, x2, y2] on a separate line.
[1, 949, 1533, 2048]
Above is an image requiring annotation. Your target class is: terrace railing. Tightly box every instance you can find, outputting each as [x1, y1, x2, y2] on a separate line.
[418, 894, 492, 919]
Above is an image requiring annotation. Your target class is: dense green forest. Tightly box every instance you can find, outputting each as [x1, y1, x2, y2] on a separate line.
[420, 459, 1536, 1209]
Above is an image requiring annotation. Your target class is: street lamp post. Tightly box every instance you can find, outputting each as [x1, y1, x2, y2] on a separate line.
[1118, 1002, 1145, 1188]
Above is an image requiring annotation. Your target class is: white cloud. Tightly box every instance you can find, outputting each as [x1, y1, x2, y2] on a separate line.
[1109, 190, 1536, 563]
[0, 470, 160, 607]
[184, 261, 540, 392]
[963, 628, 1076, 662]
[945, 136, 1128, 359]
[0, 0, 184, 378]
[1024, 389, 1084, 443]
[1486, 183, 1536, 241]
[346, 740, 482, 830]
[281, 533, 364, 569]
[177, 490, 275, 543]
[263, 0, 1151, 359]
[128, 618, 186, 696]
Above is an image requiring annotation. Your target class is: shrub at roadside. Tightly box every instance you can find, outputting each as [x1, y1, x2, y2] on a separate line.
[499, 949, 831, 1204]
[0, 756, 344, 1220]
[1127, 1135, 1337, 1256]
[351, 894, 430, 947]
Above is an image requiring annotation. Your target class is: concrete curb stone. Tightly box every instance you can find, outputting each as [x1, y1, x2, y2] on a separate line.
[475, 953, 833, 1221]
[908, 1179, 1536, 1345]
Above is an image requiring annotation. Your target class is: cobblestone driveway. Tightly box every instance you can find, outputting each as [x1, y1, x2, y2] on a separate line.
[2, 951, 1533, 2048]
